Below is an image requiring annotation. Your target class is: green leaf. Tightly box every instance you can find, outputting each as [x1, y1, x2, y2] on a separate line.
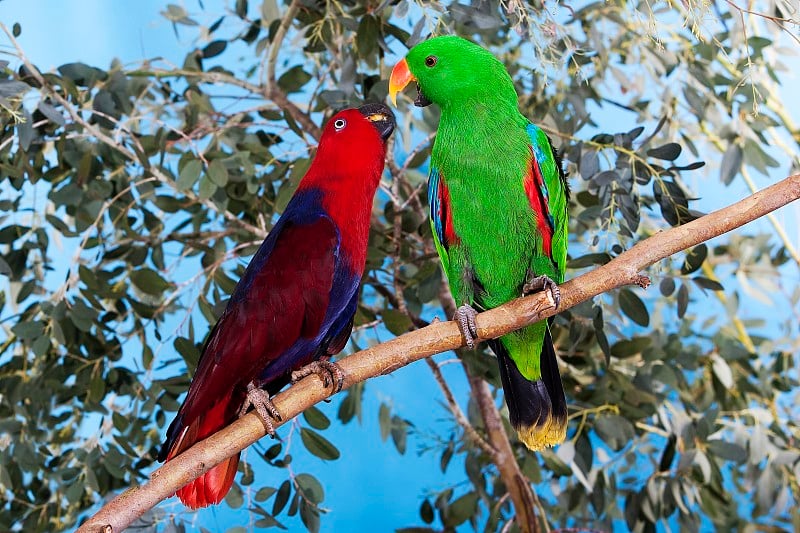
[130, 268, 171, 296]
[610, 336, 652, 358]
[198, 175, 217, 199]
[382, 309, 412, 335]
[295, 473, 324, 504]
[300, 428, 340, 460]
[225, 483, 244, 508]
[595, 415, 635, 451]
[540, 448, 572, 476]
[177, 159, 202, 189]
[711, 353, 734, 388]
[681, 244, 707, 274]
[693, 277, 724, 291]
[255, 486, 277, 502]
[647, 142, 682, 161]
[235, 0, 248, 17]
[299, 499, 320, 533]
[707, 439, 746, 462]
[58, 62, 107, 86]
[420, 499, 434, 524]
[207, 159, 229, 187]
[356, 15, 379, 58]
[677, 283, 689, 318]
[162, 3, 198, 25]
[567, 253, 611, 268]
[277, 65, 312, 94]
[619, 288, 649, 327]
[743, 137, 780, 175]
[378, 403, 390, 441]
[202, 40, 227, 58]
[272, 480, 291, 515]
[303, 406, 331, 430]
[660, 277, 675, 296]
[720, 143, 743, 185]
[446, 491, 478, 527]
[11, 320, 44, 340]
[390, 415, 408, 455]
[173, 336, 200, 368]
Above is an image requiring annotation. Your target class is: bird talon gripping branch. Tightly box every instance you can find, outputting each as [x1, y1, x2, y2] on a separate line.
[522, 272, 561, 309]
[291, 357, 346, 393]
[239, 381, 282, 435]
[454, 304, 479, 349]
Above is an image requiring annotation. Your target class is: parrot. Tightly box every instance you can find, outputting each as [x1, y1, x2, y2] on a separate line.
[158, 103, 395, 508]
[389, 36, 569, 451]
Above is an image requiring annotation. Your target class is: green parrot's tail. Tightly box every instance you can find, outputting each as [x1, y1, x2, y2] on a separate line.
[491, 326, 567, 451]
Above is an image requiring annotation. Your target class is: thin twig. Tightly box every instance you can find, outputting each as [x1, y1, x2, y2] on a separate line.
[425, 357, 496, 456]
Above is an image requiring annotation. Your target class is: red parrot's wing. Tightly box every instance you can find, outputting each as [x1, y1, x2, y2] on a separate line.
[178, 215, 340, 426]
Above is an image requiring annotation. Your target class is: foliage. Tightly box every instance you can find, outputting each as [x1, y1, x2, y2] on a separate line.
[1, 0, 799, 531]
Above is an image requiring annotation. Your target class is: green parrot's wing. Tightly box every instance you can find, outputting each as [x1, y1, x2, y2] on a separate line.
[525, 124, 569, 282]
[428, 166, 453, 275]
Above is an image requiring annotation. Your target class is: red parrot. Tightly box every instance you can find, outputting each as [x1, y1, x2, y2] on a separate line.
[158, 103, 395, 508]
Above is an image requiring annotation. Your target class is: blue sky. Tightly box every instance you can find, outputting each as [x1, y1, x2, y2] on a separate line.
[3, 0, 799, 531]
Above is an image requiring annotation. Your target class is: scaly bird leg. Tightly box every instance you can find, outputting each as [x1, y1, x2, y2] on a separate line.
[454, 304, 479, 349]
[238, 381, 282, 436]
[523, 271, 561, 310]
[291, 356, 346, 393]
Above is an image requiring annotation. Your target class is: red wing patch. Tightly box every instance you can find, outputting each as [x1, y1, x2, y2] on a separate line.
[430, 168, 459, 248]
[524, 155, 554, 258]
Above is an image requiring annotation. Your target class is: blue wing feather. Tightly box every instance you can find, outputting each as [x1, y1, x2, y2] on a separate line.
[429, 167, 447, 250]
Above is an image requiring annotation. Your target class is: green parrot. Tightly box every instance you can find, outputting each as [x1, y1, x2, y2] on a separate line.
[389, 35, 569, 450]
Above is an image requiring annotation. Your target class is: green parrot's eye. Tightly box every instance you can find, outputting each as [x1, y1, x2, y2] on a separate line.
[424, 55, 438, 67]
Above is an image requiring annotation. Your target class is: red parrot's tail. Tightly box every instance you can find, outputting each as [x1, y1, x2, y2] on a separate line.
[162, 396, 240, 508]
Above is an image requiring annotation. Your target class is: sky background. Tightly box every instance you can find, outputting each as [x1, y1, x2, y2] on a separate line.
[2, 0, 799, 531]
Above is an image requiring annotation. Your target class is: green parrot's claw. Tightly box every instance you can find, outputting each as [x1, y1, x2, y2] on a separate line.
[239, 381, 282, 436]
[454, 304, 479, 349]
[523, 273, 561, 309]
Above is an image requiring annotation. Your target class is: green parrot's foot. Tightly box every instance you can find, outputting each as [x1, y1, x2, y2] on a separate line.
[523, 272, 561, 309]
[454, 304, 479, 349]
[239, 381, 282, 436]
[291, 357, 345, 393]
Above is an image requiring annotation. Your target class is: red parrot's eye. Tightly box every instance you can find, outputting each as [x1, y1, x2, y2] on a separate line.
[424, 55, 437, 67]
[334, 118, 346, 130]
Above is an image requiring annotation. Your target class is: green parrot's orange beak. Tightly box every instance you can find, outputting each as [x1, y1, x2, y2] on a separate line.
[389, 58, 415, 107]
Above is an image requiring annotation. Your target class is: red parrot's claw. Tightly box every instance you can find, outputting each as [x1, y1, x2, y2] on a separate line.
[523, 273, 561, 310]
[291, 358, 346, 393]
[239, 382, 282, 435]
[454, 304, 479, 349]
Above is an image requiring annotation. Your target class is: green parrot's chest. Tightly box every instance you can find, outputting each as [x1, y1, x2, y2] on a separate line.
[434, 143, 539, 307]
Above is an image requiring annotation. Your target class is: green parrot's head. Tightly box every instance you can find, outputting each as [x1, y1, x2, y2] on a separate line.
[389, 35, 518, 110]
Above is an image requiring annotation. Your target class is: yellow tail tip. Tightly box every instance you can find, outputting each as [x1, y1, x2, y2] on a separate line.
[517, 415, 567, 451]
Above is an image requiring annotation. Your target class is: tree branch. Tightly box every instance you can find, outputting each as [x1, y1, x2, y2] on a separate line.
[77, 173, 800, 532]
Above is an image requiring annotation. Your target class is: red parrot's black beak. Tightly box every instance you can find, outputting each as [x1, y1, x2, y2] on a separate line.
[358, 102, 396, 141]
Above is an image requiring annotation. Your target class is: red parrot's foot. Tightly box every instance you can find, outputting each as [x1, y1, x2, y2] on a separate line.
[523, 272, 561, 309]
[454, 304, 479, 349]
[238, 382, 282, 435]
[291, 357, 345, 393]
